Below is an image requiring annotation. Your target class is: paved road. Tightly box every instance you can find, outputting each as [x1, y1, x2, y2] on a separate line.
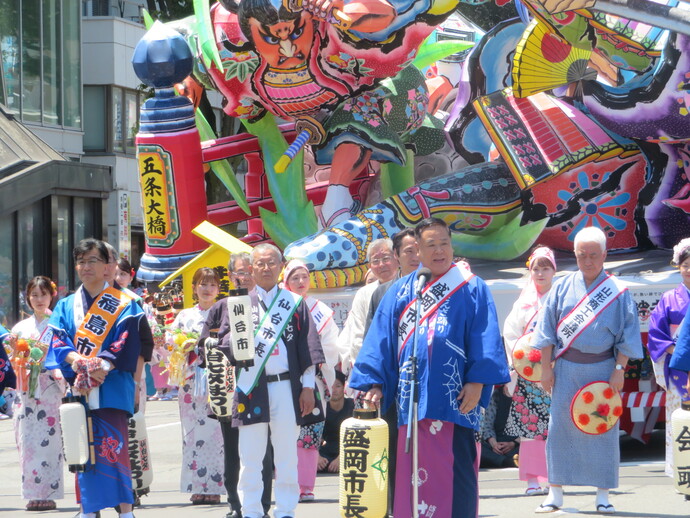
[1, 400, 688, 517]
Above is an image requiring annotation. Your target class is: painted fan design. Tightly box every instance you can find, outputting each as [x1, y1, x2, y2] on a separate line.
[512, 19, 593, 98]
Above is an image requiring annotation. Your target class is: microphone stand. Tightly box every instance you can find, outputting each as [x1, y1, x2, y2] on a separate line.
[405, 285, 424, 518]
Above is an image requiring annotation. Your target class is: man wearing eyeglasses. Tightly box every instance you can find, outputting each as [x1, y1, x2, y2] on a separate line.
[45, 238, 144, 518]
[338, 238, 399, 372]
[229, 252, 256, 292]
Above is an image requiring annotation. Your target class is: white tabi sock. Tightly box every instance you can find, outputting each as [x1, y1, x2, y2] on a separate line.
[320, 184, 354, 228]
[118, 513, 134, 518]
[80, 513, 97, 518]
[541, 485, 563, 508]
[596, 488, 610, 507]
[527, 477, 540, 489]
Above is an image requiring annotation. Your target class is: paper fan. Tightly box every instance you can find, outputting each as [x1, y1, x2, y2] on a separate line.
[570, 381, 623, 435]
[511, 333, 543, 382]
[512, 19, 593, 98]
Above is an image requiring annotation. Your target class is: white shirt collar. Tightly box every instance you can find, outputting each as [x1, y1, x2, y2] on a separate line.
[255, 284, 279, 304]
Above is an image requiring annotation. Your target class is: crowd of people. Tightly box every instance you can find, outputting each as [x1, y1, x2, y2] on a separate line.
[0, 222, 689, 518]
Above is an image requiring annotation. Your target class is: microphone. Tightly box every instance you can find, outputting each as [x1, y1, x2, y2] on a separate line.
[414, 267, 432, 295]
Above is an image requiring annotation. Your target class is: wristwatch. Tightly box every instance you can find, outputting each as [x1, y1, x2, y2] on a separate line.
[615, 363, 625, 371]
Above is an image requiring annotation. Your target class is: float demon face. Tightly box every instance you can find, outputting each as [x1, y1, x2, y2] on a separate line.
[248, 12, 314, 68]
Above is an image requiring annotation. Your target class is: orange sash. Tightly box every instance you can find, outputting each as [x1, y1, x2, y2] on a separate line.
[74, 287, 131, 358]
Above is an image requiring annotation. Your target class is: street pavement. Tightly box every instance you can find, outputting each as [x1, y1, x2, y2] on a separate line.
[1, 400, 688, 518]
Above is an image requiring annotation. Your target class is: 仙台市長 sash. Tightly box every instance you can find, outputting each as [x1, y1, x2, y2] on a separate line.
[555, 273, 627, 358]
[236, 289, 302, 395]
[397, 262, 474, 353]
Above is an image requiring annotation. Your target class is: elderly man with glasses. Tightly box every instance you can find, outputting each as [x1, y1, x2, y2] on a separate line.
[337, 238, 399, 372]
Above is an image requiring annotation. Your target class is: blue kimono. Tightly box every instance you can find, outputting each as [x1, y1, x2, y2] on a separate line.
[532, 270, 643, 489]
[0, 324, 16, 391]
[350, 270, 510, 429]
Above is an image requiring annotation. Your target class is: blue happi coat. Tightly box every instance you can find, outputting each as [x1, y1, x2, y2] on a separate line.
[45, 286, 143, 414]
[349, 269, 510, 430]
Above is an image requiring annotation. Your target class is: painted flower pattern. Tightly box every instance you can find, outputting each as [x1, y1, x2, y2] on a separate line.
[557, 171, 631, 241]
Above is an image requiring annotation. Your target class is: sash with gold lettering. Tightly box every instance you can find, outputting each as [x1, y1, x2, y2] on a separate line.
[555, 274, 627, 358]
[236, 289, 302, 395]
[397, 262, 474, 353]
[73, 286, 132, 358]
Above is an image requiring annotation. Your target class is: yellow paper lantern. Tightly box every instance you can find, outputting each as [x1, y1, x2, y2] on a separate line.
[339, 408, 389, 518]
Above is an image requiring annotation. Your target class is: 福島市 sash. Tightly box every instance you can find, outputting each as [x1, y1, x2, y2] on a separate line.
[555, 274, 627, 358]
[236, 289, 302, 395]
[397, 262, 474, 353]
[308, 298, 334, 335]
[73, 286, 131, 358]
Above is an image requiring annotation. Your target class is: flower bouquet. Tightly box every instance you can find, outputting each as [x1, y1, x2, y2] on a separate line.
[4, 336, 47, 396]
[512, 333, 542, 382]
[570, 381, 623, 435]
[165, 329, 199, 387]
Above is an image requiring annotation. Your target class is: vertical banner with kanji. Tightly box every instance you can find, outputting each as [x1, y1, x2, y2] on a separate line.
[138, 145, 180, 247]
[135, 127, 207, 259]
[118, 191, 131, 260]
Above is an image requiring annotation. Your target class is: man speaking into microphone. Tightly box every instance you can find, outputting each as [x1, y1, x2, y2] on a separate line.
[350, 218, 510, 518]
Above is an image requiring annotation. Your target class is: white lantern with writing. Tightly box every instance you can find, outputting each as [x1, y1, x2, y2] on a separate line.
[227, 288, 255, 369]
[128, 409, 153, 495]
[672, 400, 690, 496]
[59, 396, 94, 472]
[339, 408, 389, 518]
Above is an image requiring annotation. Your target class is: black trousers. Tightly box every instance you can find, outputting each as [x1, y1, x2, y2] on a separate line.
[220, 420, 273, 515]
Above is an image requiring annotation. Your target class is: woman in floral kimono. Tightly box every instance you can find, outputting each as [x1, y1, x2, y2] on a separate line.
[165, 267, 226, 504]
[11, 276, 64, 512]
[503, 248, 556, 496]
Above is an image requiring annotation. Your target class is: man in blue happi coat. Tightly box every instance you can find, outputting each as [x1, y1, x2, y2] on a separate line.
[45, 238, 144, 518]
[350, 217, 510, 518]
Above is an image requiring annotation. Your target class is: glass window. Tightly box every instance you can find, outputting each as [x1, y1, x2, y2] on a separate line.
[84, 86, 106, 151]
[74, 197, 97, 244]
[42, 0, 61, 125]
[21, 0, 41, 123]
[56, 196, 72, 298]
[62, 0, 81, 128]
[17, 199, 48, 300]
[125, 90, 138, 154]
[0, 0, 20, 112]
[0, 215, 14, 327]
[112, 87, 124, 152]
